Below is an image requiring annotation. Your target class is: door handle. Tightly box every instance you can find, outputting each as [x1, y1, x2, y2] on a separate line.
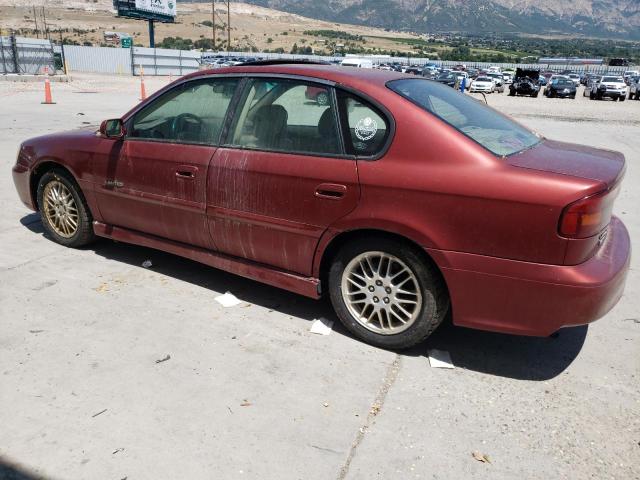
[315, 183, 347, 200]
[175, 165, 198, 179]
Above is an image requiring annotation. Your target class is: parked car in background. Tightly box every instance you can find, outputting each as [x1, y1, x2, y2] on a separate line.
[584, 75, 601, 97]
[469, 76, 495, 93]
[502, 72, 514, 84]
[435, 72, 458, 88]
[305, 85, 330, 105]
[404, 66, 422, 75]
[627, 76, 640, 100]
[466, 68, 479, 79]
[623, 70, 639, 84]
[538, 76, 548, 87]
[591, 75, 627, 101]
[485, 72, 505, 93]
[341, 58, 373, 68]
[422, 64, 438, 76]
[509, 68, 540, 97]
[567, 74, 581, 86]
[545, 77, 577, 98]
[13, 62, 630, 349]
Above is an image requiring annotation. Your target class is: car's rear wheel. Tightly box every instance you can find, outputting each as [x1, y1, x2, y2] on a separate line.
[37, 169, 96, 248]
[619, 96, 625, 102]
[328, 238, 449, 350]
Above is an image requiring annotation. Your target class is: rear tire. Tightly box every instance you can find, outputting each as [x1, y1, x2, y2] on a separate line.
[36, 169, 96, 248]
[328, 237, 449, 350]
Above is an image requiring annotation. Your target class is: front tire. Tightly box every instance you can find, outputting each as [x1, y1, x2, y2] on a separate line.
[328, 237, 449, 350]
[36, 169, 96, 248]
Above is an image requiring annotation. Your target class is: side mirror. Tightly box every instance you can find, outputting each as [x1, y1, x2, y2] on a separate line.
[100, 119, 125, 139]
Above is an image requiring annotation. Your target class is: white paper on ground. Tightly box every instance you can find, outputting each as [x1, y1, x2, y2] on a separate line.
[427, 349, 455, 369]
[214, 292, 242, 307]
[310, 317, 334, 335]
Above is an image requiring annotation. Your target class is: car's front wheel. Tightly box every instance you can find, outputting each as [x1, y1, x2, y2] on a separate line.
[36, 169, 96, 248]
[328, 238, 449, 350]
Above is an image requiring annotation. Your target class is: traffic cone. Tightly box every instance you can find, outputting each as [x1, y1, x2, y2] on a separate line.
[140, 76, 147, 101]
[42, 67, 55, 105]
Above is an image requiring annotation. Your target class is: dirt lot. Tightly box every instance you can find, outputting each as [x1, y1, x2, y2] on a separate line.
[0, 73, 639, 480]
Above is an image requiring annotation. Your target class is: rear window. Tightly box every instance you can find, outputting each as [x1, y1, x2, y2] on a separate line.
[387, 78, 540, 157]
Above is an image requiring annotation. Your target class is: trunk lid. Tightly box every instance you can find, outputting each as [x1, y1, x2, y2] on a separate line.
[507, 139, 625, 189]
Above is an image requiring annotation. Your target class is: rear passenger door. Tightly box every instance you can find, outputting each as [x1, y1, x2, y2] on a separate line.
[207, 77, 360, 276]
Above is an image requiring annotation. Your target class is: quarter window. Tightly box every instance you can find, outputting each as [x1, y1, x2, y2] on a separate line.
[128, 78, 239, 145]
[338, 92, 389, 157]
[229, 78, 342, 155]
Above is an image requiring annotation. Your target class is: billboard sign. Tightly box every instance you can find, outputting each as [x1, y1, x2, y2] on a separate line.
[135, 0, 177, 18]
[113, 0, 176, 23]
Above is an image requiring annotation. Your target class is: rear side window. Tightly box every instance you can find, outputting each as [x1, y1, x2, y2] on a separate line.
[387, 78, 540, 157]
[129, 78, 239, 145]
[229, 78, 342, 156]
[337, 91, 389, 157]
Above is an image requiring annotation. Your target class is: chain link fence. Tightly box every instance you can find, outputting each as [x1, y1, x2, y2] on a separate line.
[0, 36, 55, 74]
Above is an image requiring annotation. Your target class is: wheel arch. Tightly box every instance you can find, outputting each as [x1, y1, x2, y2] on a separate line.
[316, 228, 449, 299]
[30, 160, 78, 210]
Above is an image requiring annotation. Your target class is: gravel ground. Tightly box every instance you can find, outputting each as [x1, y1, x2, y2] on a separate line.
[0, 73, 638, 480]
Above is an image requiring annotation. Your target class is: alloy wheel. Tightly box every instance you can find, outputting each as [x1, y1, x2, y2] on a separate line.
[43, 180, 79, 238]
[341, 251, 423, 335]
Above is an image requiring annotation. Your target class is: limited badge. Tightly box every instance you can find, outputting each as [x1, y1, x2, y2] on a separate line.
[354, 117, 378, 141]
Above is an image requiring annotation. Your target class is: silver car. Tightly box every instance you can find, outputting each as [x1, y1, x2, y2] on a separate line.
[629, 76, 640, 100]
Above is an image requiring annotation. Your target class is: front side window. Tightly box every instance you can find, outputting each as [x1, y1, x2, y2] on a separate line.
[129, 78, 239, 145]
[229, 78, 341, 155]
[387, 78, 540, 157]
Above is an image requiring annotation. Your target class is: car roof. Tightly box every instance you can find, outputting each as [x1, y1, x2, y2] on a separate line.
[183, 63, 407, 88]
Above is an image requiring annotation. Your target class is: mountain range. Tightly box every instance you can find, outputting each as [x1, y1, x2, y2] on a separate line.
[236, 0, 640, 39]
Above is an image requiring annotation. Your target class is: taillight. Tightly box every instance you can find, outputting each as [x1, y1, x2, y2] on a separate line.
[559, 188, 618, 238]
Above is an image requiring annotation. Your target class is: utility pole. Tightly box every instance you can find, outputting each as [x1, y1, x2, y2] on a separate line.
[227, 1, 231, 52]
[42, 6, 50, 42]
[211, 0, 216, 51]
[32, 5, 39, 38]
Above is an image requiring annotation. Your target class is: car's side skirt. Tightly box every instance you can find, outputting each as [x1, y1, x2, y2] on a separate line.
[93, 221, 321, 299]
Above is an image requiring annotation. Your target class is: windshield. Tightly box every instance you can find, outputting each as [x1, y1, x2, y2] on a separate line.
[476, 77, 491, 82]
[602, 76, 624, 83]
[387, 79, 540, 157]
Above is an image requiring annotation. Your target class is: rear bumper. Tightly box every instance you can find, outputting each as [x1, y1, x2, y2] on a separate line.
[12, 162, 35, 210]
[429, 216, 630, 336]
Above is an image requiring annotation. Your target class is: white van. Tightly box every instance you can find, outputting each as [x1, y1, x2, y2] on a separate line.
[341, 58, 374, 69]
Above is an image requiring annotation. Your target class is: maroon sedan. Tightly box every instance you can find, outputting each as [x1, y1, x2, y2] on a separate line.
[12, 62, 630, 349]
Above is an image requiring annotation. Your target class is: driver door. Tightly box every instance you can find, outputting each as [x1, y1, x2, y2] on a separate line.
[95, 77, 240, 249]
